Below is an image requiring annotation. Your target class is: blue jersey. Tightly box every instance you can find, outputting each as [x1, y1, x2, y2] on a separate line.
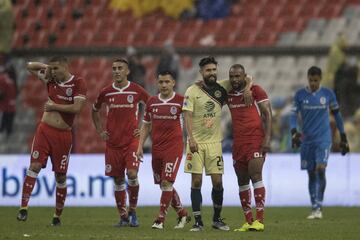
[290, 87, 339, 144]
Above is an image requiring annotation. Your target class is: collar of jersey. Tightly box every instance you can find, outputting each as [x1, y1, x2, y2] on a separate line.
[305, 86, 322, 94]
[112, 81, 130, 92]
[158, 92, 175, 103]
[57, 75, 74, 86]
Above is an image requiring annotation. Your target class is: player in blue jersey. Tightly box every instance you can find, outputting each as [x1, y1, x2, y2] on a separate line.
[290, 66, 349, 219]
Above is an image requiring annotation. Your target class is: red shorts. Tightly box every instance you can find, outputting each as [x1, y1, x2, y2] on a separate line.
[30, 122, 72, 173]
[152, 145, 183, 184]
[232, 139, 266, 173]
[105, 140, 140, 178]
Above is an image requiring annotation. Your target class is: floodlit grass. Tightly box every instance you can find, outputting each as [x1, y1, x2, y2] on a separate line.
[1, 206, 360, 240]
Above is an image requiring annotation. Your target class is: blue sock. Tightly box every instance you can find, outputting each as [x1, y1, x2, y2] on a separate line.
[317, 170, 326, 209]
[308, 171, 317, 210]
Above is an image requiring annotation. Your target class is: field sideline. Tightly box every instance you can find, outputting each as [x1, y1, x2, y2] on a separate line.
[1, 207, 359, 240]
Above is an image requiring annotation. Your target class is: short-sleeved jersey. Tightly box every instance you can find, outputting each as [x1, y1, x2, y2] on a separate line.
[182, 82, 227, 144]
[218, 79, 232, 92]
[47, 75, 87, 127]
[228, 85, 269, 142]
[143, 93, 184, 151]
[291, 87, 339, 143]
[93, 81, 149, 148]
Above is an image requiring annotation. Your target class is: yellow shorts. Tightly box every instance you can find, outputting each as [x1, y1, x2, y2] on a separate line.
[184, 142, 224, 175]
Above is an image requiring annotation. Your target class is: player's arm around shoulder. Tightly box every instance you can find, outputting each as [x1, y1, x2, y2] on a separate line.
[26, 61, 51, 84]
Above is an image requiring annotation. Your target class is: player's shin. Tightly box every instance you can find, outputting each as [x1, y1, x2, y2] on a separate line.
[317, 169, 326, 209]
[171, 188, 187, 217]
[20, 170, 38, 209]
[191, 188, 202, 222]
[239, 184, 253, 224]
[253, 181, 265, 223]
[158, 185, 174, 222]
[211, 187, 224, 221]
[114, 183, 127, 218]
[127, 178, 139, 212]
[308, 171, 317, 210]
[55, 181, 67, 217]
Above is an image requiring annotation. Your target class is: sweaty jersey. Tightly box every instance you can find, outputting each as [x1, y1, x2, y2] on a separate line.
[182, 82, 227, 144]
[228, 85, 269, 142]
[93, 81, 149, 148]
[143, 93, 184, 151]
[290, 86, 339, 143]
[47, 75, 87, 127]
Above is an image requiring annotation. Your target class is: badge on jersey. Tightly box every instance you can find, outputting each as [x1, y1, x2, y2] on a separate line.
[170, 106, 177, 115]
[32, 151, 39, 159]
[127, 95, 134, 103]
[105, 164, 112, 173]
[66, 88, 73, 96]
[214, 90, 222, 98]
[320, 97, 326, 105]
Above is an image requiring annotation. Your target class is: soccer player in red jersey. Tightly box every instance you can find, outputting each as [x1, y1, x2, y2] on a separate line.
[92, 58, 149, 227]
[136, 71, 190, 229]
[17, 56, 87, 226]
[227, 64, 272, 232]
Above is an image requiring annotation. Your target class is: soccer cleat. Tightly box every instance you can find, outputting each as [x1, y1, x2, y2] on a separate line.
[17, 209, 28, 221]
[190, 220, 204, 232]
[249, 220, 264, 231]
[234, 222, 251, 232]
[174, 215, 191, 229]
[113, 217, 129, 227]
[307, 209, 322, 220]
[152, 220, 164, 229]
[212, 218, 230, 231]
[51, 217, 61, 226]
[128, 211, 139, 227]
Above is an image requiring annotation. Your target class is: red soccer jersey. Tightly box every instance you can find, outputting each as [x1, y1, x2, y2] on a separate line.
[228, 85, 269, 142]
[47, 75, 87, 127]
[0, 73, 16, 112]
[143, 93, 184, 151]
[93, 81, 149, 148]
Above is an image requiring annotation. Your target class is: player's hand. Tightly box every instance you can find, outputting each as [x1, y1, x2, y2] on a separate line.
[189, 137, 198, 153]
[44, 99, 55, 112]
[291, 129, 302, 149]
[136, 147, 143, 161]
[243, 75, 253, 107]
[133, 128, 140, 138]
[260, 139, 271, 154]
[99, 131, 109, 141]
[339, 133, 350, 155]
[44, 66, 53, 82]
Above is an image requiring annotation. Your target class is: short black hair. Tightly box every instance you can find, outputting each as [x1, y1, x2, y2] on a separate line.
[158, 70, 175, 79]
[113, 57, 129, 66]
[199, 56, 217, 68]
[230, 64, 245, 72]
[49, 56, 68, 64]
[307, 66, 322, 77]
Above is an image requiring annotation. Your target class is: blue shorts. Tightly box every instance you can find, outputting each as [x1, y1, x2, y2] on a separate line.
[300, 142, 331, 171]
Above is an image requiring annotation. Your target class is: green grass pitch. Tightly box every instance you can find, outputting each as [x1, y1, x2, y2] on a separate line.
[1, 207, 360, 240]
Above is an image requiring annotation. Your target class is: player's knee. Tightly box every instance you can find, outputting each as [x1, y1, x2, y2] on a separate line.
[113, 177, 125, 185]
[160, 181, 173, 191]
[237, 177, 250, 187]
[192, 179, 202, 189]
[316, 164, 326, 172]
[212, 180, 223, 190]
[29, 163, 42, 173]
[127, 170, 138, 180]
[250, 173, 262, 183]
[55, 173, 66, 184]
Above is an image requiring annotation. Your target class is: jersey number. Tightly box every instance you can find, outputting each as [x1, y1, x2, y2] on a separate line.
[216, 156, 224, 167]
[60, 155, 68, 170]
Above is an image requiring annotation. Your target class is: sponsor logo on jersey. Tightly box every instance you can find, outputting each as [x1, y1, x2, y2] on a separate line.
[105, 164, 112, 173]
[66, 88, 73, 96]
[127, 95, 134, 103]
[32, 151, 39, 159]
[320, 97, 326, 105]
[153, 114, 177, 120]
[170, 106, 177, 115]
[57, 95, 73, 101]
[204, 101, 215, 112]
[187, 163, 192, 170]
[109, 103, 134, 109]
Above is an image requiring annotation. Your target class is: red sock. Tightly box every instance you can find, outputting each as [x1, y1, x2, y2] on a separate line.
[55, 184, 67, 217]
[253, 181, 266, 223]
[171, 188, 187, 217]
[239, 184, 253, 224]
[115, 188, 127, 218]
[20, 171, 38, 208]
[158, 189, 173, 222]
[127, 179, 139, 212]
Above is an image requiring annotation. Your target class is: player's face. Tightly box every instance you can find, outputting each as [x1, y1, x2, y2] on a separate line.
[48, 61, 68, 82]
[200, 63, 217, 86]
[112, 61, 129, 84]
[229, 67, 246, 90]
[158, 74, 175, 97]
[308, 74, 321, 92]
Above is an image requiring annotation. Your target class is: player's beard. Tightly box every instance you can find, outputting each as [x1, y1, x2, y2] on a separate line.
[203, 75, 217, 87]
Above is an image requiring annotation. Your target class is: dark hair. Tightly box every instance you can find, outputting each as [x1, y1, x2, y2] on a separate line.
[113, 57, 129, 66]
[230, 64, 245, 72]
[158, 70, 175, 79]
[199, 56, 217, 68]
[307, 66, 322, 77]
[49, 56, 68, 64]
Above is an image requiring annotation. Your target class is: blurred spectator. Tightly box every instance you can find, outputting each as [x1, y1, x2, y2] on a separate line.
[0, 0, 14, 54]
[156, 41, 180, 87]
[126, 46, 146, 89]
[350, 109, 360, 152]
[0, 59, 16, 138]
[196, 0, 230, 20]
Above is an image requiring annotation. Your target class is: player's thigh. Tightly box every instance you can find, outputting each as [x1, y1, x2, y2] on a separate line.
[105, 147, 125, 178]
[232, 143, 251, 175]
[160, 148, 183, 183]
[300, 143, 316, 171]
[50, 130, 72, 173]
[315, 142, 331, 167]
[204, 142, 224, 175]
[152, 152, 162, 184]
[30, 124, 51, 169]
[125, 141, 141, 174]
[184, 144, 205, 174]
